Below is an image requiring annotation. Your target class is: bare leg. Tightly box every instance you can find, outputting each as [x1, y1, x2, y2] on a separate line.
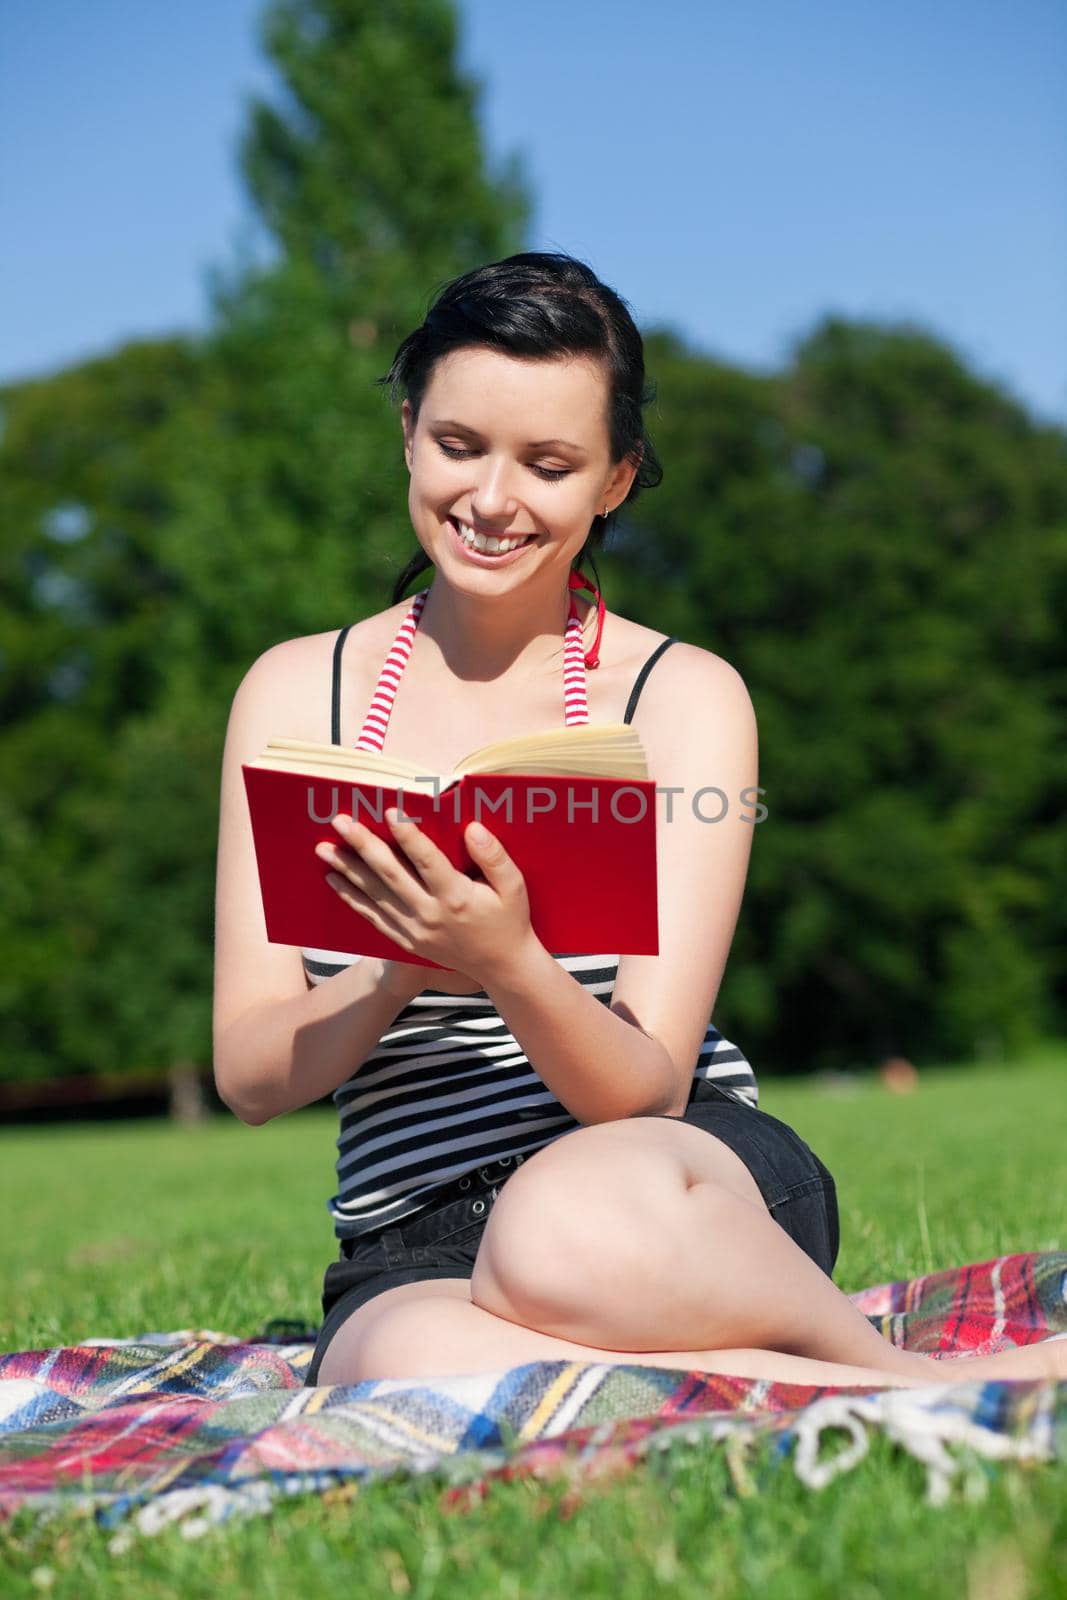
[472, 1158, 940, 1380]
[317, 1124, 1067, 1391]
[619, 1168, 1066, 1382]
[321, 1287, 929, 1387]
[321, 1286, 1067, 1389]
[921, 1338, 1067, 1383]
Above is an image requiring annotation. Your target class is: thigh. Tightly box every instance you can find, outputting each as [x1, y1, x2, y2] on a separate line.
[652, 1084, 841, 1279]
[309, 1274, 472, 1386]
[308, 1183, 498, 1386]
[538, 1112, 769, 1211]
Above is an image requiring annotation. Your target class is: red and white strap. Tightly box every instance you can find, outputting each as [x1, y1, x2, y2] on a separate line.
[354, 586, 430, 753]
[354, 576, 599, 749]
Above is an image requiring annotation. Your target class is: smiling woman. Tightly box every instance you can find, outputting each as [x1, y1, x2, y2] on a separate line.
[211, 251, 1067, 1394]
[399, 345, 639, 593]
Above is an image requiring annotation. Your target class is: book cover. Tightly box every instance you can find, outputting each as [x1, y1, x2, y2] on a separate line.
[241, 765, 659, 968]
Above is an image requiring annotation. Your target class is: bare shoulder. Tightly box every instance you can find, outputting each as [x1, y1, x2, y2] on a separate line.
[659, 638, 754, 709]
[231, 633, 325, 742]
[233, 603, 408, 744]
[250, 605, 403, 682]
[609, 617, 755, 726]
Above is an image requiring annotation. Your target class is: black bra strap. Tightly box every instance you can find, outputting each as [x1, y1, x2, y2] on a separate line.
[331, 625, 353, 746]
[623, 637, 677, 724]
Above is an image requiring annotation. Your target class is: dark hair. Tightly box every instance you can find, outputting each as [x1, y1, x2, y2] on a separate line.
[376, 251, 663, 605]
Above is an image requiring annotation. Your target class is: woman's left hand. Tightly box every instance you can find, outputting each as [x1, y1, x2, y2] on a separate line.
[315, 807, 535, 982]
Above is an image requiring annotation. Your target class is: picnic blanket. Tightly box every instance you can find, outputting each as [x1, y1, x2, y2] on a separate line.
[1, 1250, 1064, 1549]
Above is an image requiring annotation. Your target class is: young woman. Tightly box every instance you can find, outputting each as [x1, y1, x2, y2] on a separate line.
[213, 253, 1064, 1390]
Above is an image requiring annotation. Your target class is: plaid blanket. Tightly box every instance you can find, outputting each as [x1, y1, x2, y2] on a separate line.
[1, 1250, 1064, 1547]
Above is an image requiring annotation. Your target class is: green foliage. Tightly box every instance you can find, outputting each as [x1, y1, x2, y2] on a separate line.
[0, 0, 531, 1085]
[0, 0, 1064, 1083]
[0, 342, 207, 1079]
[151, 0, 534, 692]
[239, 0, 529, 315]
[602, 320, 1067, 1069]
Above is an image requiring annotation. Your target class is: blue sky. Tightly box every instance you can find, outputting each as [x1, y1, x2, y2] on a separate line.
[2, 0, 1064, 423]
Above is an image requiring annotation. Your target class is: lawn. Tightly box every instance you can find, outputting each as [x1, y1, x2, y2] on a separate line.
[1, 1046, 1065, 1597]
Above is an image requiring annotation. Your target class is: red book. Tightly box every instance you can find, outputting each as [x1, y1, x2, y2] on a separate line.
[242, 727, 659, 969]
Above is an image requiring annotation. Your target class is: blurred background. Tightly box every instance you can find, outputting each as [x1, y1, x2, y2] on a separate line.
[2, 0, 1064, 1121]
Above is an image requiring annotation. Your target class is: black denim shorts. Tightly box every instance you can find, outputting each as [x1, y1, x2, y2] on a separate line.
[306, 1079, 840, 1386]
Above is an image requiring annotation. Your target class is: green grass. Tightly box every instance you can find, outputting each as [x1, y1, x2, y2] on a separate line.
[2, 1046, 1066, 1598]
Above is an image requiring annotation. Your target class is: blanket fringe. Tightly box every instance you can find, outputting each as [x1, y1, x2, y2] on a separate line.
[790, 1383, 1058, 1505]
[107, 1480, 294, 1552]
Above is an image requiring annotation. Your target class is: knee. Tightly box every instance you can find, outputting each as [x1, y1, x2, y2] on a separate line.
[469, 1146, 682, 1330]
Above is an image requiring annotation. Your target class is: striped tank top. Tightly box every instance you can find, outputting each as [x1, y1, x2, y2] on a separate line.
[303, 584, 759, 1241]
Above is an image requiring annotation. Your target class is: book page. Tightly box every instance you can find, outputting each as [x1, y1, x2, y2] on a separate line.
[453, 723, 648, 780]
[250, 739, 450, 790]
[248, 722, 648, 786]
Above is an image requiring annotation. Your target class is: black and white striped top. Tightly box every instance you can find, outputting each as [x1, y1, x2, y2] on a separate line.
[307, 584, 759, 1241]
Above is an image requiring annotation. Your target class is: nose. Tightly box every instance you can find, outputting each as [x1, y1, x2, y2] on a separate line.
[470, 455, 518, 521]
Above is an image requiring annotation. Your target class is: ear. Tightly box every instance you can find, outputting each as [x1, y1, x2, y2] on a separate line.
[401, 400, 414, 473]
[603, 447, 640, 514]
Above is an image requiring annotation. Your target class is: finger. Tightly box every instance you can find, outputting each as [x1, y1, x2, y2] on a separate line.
[325, 872, 417, 951]
[464, 821, 527, 896]
[330, 815, 430, 911]
[317, 834, 416, 922]
[384, 807, 467, 895]
[321, 850, 393, 913]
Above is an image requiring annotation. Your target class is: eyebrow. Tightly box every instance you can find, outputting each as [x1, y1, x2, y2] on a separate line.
[430, 419, 588, 455]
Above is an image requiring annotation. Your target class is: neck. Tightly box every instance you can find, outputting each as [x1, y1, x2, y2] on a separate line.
[416, 573, 588, 683]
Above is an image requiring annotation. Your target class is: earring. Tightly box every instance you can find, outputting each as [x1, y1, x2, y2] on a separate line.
[602, 504, 609, 517]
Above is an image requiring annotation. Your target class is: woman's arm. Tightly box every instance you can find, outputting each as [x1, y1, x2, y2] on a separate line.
[476, 646, 759, 1124]
[212, 641, 428, 1126]
[215, 955, 427, 1126]
[478, 939, 677, 1124]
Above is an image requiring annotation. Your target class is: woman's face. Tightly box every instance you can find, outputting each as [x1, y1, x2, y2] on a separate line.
[401, 346, 636, 591]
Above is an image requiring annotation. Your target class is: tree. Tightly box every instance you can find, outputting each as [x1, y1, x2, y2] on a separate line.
[3, 2, 1065, 1086]
[602, 318, 1067, 1070]
[0, 0, 532, 1084]
[0, 341, 206, 1079]
[155, 0, 531, 679]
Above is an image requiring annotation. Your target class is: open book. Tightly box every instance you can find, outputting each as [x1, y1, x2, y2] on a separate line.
[242, 724, 659, 968]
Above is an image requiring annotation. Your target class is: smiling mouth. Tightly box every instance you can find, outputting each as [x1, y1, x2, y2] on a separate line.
[449, 516, 537, 555]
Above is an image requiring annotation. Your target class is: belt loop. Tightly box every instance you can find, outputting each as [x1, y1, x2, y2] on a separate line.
[380, 1228, 407, 1269]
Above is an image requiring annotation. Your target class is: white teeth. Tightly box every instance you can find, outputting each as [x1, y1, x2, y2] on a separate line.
[455, 520, 531, 555]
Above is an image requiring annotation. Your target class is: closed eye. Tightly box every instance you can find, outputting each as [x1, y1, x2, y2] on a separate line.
[435, 441, 571, 482]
